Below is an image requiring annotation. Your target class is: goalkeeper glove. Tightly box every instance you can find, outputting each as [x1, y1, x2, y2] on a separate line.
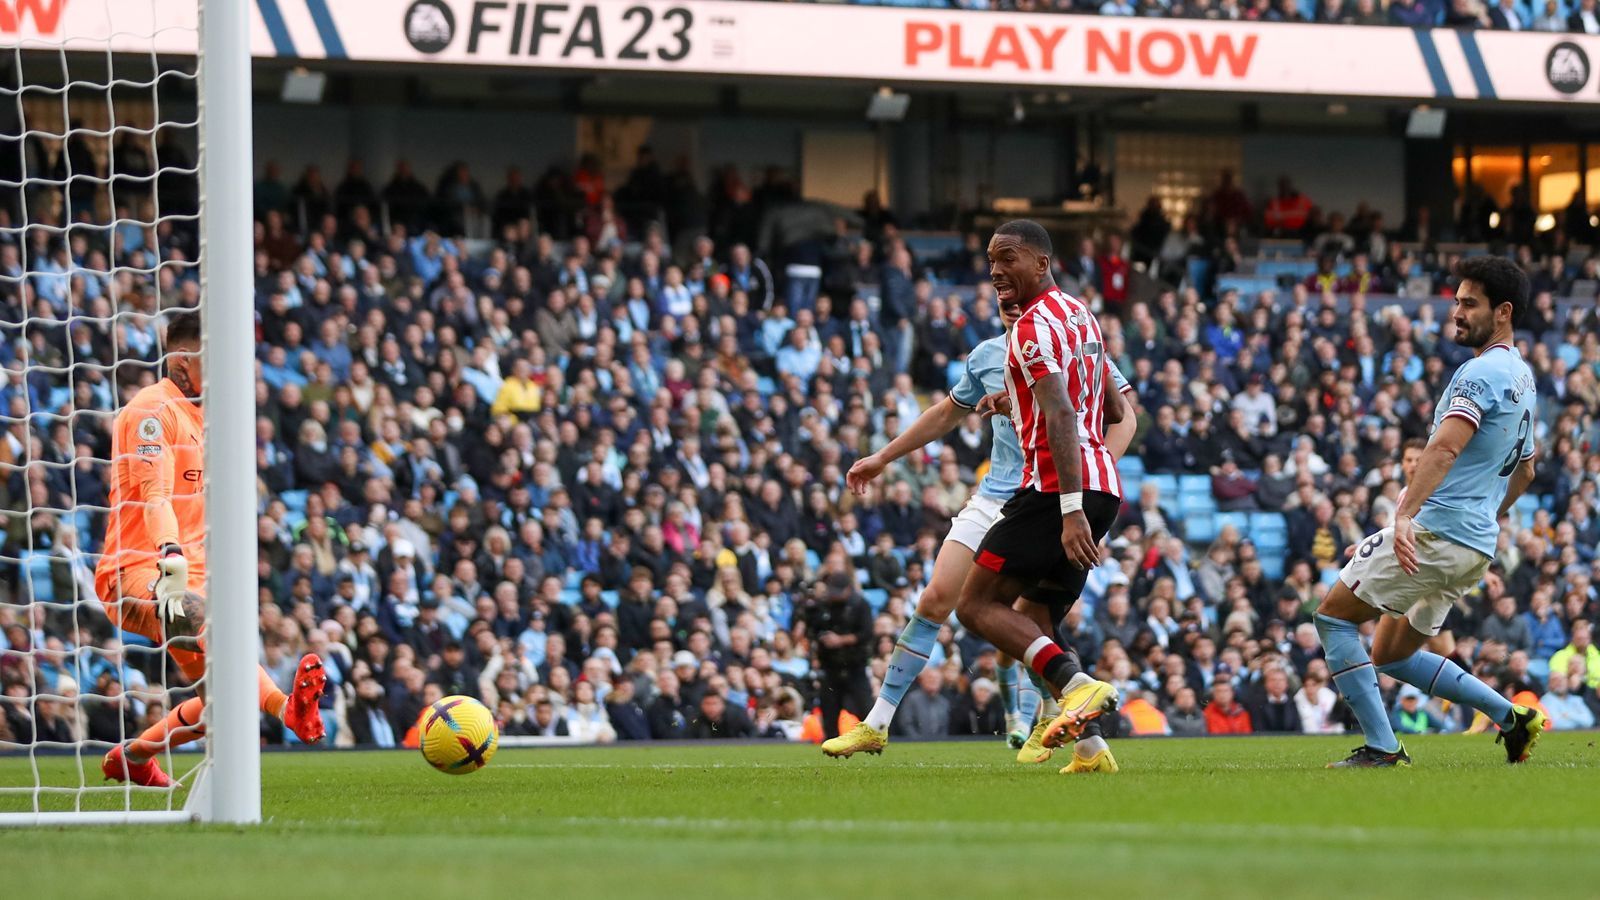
[154, 544, 189, 623]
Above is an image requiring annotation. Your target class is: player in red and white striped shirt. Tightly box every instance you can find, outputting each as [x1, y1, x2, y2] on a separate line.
[954, 220, 1126, 772]
[1005, 286, 1122, 498]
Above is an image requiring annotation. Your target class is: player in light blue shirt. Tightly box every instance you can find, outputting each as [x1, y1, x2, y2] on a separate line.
[822, 306, 1135, 762]
[1315, 257, 1548, 768]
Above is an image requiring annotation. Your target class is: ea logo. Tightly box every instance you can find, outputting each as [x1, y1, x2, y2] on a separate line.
[404, 0, 455, 55]
[1546, 41, 1590, 95]
[1021, 340, 1039, 360]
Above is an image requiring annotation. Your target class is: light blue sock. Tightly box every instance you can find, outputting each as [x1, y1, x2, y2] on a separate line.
[1378, 650, 1515, 727]
[865, 614, 942, 730]
[1027, 669, 1057, 716]
[1016, 664, 1042, 728]
[998, 660, 1020, 720]
[1316, 614, 1400, 753]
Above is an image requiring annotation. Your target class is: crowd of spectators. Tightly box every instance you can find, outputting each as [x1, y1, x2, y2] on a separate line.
[803, 0, 1600, 32]
[5, 140, 1600, 754]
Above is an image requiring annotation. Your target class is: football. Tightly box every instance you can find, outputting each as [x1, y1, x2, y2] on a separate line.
[419, 696, 499, 776]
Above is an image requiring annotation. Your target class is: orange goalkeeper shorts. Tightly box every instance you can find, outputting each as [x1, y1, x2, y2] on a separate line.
[95, 562, 208, 682]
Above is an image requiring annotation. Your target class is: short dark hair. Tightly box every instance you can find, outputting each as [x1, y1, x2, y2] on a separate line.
[164, 309, 201, 348]
[994, 219, 1053, 258]
[1456, 256, 1529, 325]
[1401, 437, 1426, 453]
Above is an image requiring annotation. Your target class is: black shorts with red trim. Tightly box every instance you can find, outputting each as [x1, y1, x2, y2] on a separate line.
[975, 488, 1121, 597]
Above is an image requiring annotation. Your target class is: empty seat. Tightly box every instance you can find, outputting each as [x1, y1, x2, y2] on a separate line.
[1215, 511, 1249, 535]
[1145, 474, 1179, 502]
[1259, 554, 1286, 581]
[863, 588, 889, 612]
[1179, 474, 1211, 494]
[21, 550, 54, 603]
[1184, 515, 1217, 546]
[280, 489, 308, 513]
[1179, 492, 1217, 518]
[1118, 456, 1146, 479]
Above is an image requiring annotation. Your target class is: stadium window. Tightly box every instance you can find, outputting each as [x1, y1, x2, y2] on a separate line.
[1530, 144, 1581, 218]
[1453, 145, 1522, 208]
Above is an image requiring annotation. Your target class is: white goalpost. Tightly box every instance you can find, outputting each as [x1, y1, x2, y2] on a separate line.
[0, 0, 257, 825]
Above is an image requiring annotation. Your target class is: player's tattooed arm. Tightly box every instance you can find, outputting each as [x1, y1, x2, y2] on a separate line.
[1032, 372, 1097, 569]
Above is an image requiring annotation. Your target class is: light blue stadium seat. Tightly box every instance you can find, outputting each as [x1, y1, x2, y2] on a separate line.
[1185, 515, 1217, 545]
[1146, 474, 1178, 502]
[1179, 474, 1211, 494]
[21, 550, 54, 603]
[946, 360, 966, 387]
[47, 386, 72, 412]
[283, 511, 306, 532]
[1515, 494, 1539, 512]
[600, 590, 620, 609]
[1179, 492, 1217, 518]
[1118, 456, 1145, 479]
[1260, 554, 1286, 581]
[1319, 567, 1341, 587]
[863, 588, 889, 612]
[1539, 493, 1555, 512]
[442, 490, 460, 510]
[1256, 239, 1306, 258]
[563, 569, 583, 589]
[280, 489, 308, 513]
[805, 549, 821, 571]
[755, 376, 777, 396]
[1186, 257, 1213, 293]
[1214, 511, 1249, 535]
[1249, 512, 1288, 534]
[1255, 529, 1288, 553]
[558, 588, 581, 606]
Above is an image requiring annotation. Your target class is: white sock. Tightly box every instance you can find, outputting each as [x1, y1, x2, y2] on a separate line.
[865, 698, 897, 732]
[1040, 693, 1061, 718]
[1075, 735, 1108, 758]
[1063, 672, 1095, 695]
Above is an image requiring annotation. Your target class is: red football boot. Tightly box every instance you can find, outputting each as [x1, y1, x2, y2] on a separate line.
[100, 744, 173, 788]
[283, 653, 327, 743]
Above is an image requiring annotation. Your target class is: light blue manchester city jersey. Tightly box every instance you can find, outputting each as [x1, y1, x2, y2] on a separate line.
[1415, 344, 1537, 558]
[949, 336, 1128, 500]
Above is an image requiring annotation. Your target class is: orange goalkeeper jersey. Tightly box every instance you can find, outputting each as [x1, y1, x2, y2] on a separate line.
[95, 378, 208, 579]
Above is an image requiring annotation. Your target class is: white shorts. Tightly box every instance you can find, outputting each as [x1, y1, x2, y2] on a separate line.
[945, 493, 1006, 553]
[1338, 525, 1491, 636]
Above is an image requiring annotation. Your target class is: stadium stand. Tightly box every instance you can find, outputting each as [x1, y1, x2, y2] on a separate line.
[5, 142, 1600, 749]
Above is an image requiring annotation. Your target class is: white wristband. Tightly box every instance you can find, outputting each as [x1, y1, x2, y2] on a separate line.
[1060, 493, 1083, 515]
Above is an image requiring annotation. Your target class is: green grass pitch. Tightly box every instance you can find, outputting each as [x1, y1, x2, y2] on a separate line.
[5, 733, 1600, 899]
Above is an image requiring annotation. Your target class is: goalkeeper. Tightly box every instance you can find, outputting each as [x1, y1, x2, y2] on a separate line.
[94, 311, 326, 788]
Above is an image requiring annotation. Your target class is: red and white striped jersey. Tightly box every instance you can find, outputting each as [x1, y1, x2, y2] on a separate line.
[1003, 287, 1122, 498]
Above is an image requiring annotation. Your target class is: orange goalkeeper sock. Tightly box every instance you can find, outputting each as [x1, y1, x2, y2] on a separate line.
[258, 666, 287, 719]
[126, 697, 206, 763]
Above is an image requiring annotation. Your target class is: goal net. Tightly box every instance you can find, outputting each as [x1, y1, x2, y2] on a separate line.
[0, 0, 258, 825]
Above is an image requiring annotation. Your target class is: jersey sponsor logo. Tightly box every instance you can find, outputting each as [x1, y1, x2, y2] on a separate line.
[183, 469, 201, 483]
[1020, 339, 1039, 361]
[135, 444, 162, 457]
[137, 416, 162, 441]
